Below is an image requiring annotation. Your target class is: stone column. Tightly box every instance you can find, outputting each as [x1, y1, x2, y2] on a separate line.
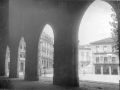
[0, 48, 6, 76]
[9, 46, 19, 78]
[23, 61, 25, 76]
[118, 66, 119, 75]
[53, 31, 79, 87]
[24, 41, 39, 81]
[45, 60, 47, 69]
[5, 55, 7, 76]
[53, 14, 80, 86]
[46, 60, 47, 69]
[48, 59, 49, 69]
[92, 65, 95, 74]
[101, 66, 103, 75]
[109, 66, 112, 75]
[18, 59, 20, 74]
[0, 0, 9, 76]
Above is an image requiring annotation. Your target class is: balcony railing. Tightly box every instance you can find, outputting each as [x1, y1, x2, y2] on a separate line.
[93, 60, 119, 64]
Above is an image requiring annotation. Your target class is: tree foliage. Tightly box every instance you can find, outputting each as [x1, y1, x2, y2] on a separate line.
[109, 7, 119, 51]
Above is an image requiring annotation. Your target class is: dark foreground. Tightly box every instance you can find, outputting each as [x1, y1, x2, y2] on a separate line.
[0, 76, 119, 90]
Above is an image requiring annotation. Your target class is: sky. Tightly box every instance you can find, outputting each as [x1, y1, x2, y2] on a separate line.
[43, 24, 54, 39]
[43, 0, 114, 45]
[78, 0, 113, 45]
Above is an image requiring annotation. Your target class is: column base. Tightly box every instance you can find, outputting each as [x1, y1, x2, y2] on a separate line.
[24, 75, 39, 81]
[9, 74, 18, 78]
[53, 76, 79, 87]
[0, 73, 5, 76]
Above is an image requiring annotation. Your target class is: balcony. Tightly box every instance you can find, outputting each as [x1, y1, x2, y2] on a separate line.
[93, 60, 119, 64]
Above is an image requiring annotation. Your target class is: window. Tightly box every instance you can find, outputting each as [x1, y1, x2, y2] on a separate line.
[112, 46, 116, 52]
[44, 60, 46, 68]
[86, 56, 90, 61]
[20, 53, 22, 58]
[100, 56, 103, 60]
[95, 66, 101, 74]
[8, 62, 10, 70]
[20, 45, 22, 49]
[112, 68, 118, 75]
[86, 52, 89, 56]
[23, 53, 25, 58]
[42, 60, 44, 65]
[112, 57, 116, 63]
[104, 57, 107, 63]
[96, 57, 99, 63]
[20, 62, 24, 72]
[103, 46, 107, 52]
[24, 46, 26, 50]
[81, 52, 84, 56]
[96, 46, 99, 52]
[103, 67, 109, 74]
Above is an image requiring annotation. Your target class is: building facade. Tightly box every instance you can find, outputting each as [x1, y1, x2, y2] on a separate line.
[6, 38, 26, 76]
[5, 46, 10, 75]
[90, 38, 119, 75]
[6, 32, 54, 76]
[18, 38, 26, 74]
[38, 31, 54, 74]
[79, 45, 93, 74]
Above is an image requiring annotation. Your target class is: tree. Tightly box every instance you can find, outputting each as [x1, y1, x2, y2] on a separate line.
[109, 7, 119, 51]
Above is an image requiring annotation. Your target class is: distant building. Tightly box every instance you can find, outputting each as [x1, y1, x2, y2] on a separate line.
[5, 46, 10, 75]
[18, 38, 26, 73]
[78, 45, 93, 74]
[6, 32, 54, 76]
[90, 37, 119, 75]
[38, 31, 54, 74]
[6, 37, 26, 75]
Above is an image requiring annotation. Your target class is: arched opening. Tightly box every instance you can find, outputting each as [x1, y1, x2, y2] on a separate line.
[78, 0, 119, 84]
[38, 24, 54, 80]
[5, 46, 10, 76]
[18, 37, 26, 78]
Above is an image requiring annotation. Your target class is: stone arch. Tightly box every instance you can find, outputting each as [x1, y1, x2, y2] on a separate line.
[37, 24, 54, 77]
[77, 0, 118, 40]
[76, 0, 119, 82]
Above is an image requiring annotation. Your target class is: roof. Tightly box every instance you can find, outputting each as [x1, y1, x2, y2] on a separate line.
[90, 37, 114, 45]
[79, 45, 91, 50]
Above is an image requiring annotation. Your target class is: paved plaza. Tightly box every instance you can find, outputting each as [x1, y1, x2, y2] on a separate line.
[0, 73, 119, 90]
[40, 73, 119, 83]
[11, 72, 120, 83]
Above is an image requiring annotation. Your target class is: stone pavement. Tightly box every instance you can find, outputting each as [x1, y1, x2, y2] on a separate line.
[41, 73, 119, 83]
[0, 76, 119, 90]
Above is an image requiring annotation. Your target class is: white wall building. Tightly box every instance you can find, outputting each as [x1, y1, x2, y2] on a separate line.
[38, 31, 54, 74]
[79, 45, 93, 74]
[90, 37, 119, 75]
